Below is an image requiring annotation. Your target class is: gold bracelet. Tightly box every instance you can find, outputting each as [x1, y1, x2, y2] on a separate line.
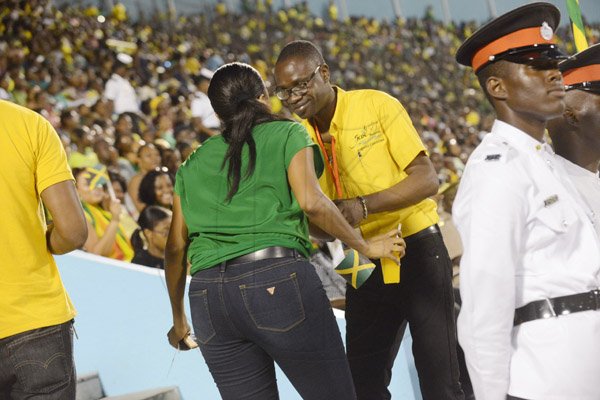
[357, 196, 368, 220]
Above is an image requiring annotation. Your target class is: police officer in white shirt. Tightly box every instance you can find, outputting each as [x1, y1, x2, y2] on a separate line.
[452, 3, 600, 400]
[548, 44, 600, 238]
[104, 53, 140, 115]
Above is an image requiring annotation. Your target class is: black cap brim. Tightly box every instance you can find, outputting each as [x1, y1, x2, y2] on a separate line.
[559, 43, 600, 73]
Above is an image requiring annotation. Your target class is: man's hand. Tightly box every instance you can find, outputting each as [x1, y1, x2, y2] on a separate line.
[334, 198, 364, 227]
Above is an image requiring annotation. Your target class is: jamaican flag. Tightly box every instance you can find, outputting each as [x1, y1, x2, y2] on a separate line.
[335, 249, 376, 289]
[81, 164, 110, 190]
[566, 0, 589, 51]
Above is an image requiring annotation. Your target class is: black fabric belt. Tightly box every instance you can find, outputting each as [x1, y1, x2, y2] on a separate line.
[404, 224, 440, 244]
[225, 246, 301, 266]
[514, 289, 600, 326]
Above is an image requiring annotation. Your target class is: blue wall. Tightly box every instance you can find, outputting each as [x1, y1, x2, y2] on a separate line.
[57, 251, 422, 399]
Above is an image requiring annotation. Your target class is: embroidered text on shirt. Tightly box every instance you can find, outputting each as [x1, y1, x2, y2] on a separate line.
[485, 154, 502, 161]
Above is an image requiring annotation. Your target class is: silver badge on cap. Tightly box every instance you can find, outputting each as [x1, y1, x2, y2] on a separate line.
[540, 22, 553, 41]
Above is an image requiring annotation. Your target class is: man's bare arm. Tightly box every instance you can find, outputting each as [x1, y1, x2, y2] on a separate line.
[41, 180, 88, 254]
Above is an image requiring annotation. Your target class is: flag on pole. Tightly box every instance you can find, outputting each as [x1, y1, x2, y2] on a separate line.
[83, 164, 116, 200]
[566, 0, 589, 51]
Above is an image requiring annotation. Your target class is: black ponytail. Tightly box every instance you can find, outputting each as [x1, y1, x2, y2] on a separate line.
[207, 62, 288, 202]
[130, 228, 145, 252]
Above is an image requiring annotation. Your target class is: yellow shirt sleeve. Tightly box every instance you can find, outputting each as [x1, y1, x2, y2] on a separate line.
[375, 94, 427, 171]
[35, 117, 74, 194]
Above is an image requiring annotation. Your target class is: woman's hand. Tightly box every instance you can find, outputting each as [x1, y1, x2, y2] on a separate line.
[362, 227, 405, 262]
[107, 198, 122, 222]
[167, 318, 198, 350]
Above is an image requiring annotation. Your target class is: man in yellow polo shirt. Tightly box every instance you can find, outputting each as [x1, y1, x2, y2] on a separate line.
[275, 41, 464, 400]
[0, 100, 88, 398]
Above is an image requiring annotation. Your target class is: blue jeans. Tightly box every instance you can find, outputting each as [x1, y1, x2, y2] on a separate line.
[346, 229, 464, 400]
[0, 321, 75, 400]
[189, 254, 356, 400]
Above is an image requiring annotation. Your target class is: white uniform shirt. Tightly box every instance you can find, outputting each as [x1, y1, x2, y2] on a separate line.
[104, 73, 140, 115]
[453, 120, 600, 400]
[190, 91, 220, 129]
[557, 155, 600, 238]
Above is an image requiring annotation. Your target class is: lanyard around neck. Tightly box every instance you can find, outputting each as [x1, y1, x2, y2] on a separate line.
[313, 123, 343, 199]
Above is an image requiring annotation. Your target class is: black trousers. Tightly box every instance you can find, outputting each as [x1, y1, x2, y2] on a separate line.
[345, 228, 464, 400]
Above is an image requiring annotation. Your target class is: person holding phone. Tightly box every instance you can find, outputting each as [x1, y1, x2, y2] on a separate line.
[165, 62, 404, 400]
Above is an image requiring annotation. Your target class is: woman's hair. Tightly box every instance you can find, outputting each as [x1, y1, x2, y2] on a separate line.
[137, 142, 156, 157]
[131, 205, 172, 252]
[207, 62, 287, 201]
[138, 168, 171, 206]
[72, 167, 85, 182]
[108, 170, 127, 194]
[175, 141, 192, 160]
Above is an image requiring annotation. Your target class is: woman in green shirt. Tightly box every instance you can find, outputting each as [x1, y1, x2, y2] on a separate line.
[165, 62, 404, 399]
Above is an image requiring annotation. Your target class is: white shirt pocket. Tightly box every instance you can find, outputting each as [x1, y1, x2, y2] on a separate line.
[532, 192, 578, 232]
[526, 192, 579, 265]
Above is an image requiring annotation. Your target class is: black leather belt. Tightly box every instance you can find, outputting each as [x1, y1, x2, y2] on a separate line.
[226, 246, 300, 266]
[404, 224, 440, 244]
[514, 289, 600, 326]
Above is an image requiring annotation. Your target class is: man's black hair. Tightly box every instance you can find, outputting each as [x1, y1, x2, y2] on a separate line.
[476, 60, 510, 104]
[276, 40, 325, 66]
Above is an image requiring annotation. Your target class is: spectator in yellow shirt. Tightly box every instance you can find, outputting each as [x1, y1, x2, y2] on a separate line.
[274, 40, 464, 400]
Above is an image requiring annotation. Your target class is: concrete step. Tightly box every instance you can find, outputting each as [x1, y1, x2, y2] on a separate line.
[102, 386, 182, 400]
[76, 372, 105, 400]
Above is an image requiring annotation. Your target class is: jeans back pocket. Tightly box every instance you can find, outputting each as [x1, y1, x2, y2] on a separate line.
[240, 272, 306, 332]
[189, 289, 216, 344]
[8, 323, 73, 395]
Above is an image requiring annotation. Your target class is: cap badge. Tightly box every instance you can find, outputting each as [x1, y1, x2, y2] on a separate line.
[540, 22, 553, 41]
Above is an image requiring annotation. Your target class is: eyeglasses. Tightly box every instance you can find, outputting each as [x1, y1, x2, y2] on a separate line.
[565, 81, 600, 95]
[275, 65, 322, 101]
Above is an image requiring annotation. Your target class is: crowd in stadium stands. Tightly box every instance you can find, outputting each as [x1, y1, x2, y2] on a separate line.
[2, 0, 598, 267]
